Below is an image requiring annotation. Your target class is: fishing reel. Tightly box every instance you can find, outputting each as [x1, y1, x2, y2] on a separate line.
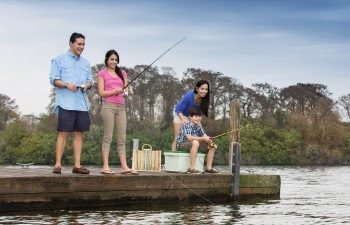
[209, 142, 216, 148]
[77, 85, 86, 93]
[209, 137, 217, 149]
[123, 89, 128, 96]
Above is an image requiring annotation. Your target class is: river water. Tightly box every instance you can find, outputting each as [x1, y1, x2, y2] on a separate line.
[0, 166, 349, 224]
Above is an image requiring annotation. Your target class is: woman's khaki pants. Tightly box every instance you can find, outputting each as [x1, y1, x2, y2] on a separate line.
[101, 102, 126, 155]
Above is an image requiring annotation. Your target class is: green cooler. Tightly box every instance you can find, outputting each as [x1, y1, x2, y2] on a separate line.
[163, 150, 205, 172]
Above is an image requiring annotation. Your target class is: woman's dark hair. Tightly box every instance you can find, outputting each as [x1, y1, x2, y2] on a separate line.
[193, 79, 210, 117]
[69, 32, 85, 43]
[104, 50, 124, 84]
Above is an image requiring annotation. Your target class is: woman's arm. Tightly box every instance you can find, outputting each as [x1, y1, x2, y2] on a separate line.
[175, 91, 191, 123]
[177, 113, 188, 124]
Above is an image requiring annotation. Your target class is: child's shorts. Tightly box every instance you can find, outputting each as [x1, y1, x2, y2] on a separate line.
[177, 141, 208, 152]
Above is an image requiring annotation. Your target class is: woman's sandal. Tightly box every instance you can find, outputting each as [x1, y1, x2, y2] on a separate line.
[121, 170, 139, 175]
[100, 169, 115, 175]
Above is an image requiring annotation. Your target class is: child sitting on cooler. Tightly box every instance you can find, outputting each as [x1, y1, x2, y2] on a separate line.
[176, 107, 219, 174]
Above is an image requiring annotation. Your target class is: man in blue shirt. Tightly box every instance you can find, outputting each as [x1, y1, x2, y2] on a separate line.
[49, 32, 93, 174]
[176, 107, 219, 174]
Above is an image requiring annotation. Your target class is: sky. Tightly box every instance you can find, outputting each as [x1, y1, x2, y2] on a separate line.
[0, 0, 349, 116]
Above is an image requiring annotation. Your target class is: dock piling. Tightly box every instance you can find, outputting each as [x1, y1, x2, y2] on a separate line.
[230, 142, 241, 200]
[229, 100, 241, 200]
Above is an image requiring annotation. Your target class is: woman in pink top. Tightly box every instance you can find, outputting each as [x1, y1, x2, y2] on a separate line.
[97, 50, 138, 175]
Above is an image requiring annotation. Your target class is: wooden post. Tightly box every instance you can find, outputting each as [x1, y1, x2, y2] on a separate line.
[129, 139, 139, 168]
[229, 101, 240, 143]
[229, 100, 241, 200]
[231, 142, 241, 200]
[229, 101, 240, 172]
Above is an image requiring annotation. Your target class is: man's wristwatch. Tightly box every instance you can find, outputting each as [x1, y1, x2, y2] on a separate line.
[64, 83, 68, 88]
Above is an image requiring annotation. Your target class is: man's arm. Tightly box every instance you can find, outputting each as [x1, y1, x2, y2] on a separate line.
[49, 59, 60, 86]
[49, 58, 78, 91]
[85, 63, 93, 91]
[53, 79, 78, 91]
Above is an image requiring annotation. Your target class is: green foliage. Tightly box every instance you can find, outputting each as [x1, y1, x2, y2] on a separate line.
[240, 125, 303, 165]
[16, 132, 56, 164]
[80, 124, 103, 165]
[0, 121, 27, 163]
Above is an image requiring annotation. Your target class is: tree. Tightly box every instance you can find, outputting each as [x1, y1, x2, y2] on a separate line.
[239, 86, 259, 119]
[0, 94, 19, 130]
[0, 121, 27, 163]
[339, 94, 350, 121]
[280, 83, 331, 114]
[158, 67, 182, 129]
[221, 76, 242, 119]
[46, 87, 56, 113]
[89, 63, 106, 125]
[252, 83, 281, 125]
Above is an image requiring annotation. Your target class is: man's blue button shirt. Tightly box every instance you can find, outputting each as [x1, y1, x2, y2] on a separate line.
[49, 50, 93, 113]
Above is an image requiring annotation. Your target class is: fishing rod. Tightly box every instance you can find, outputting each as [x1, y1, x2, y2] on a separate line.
[123, 37, 187, 90]
[208, 123, 255, 148]
[211, 124, 254, 139]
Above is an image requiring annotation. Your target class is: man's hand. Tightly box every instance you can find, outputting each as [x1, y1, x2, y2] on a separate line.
[66, 83, 78, 91]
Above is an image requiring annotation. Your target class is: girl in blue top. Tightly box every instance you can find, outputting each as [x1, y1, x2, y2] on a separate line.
[172, 80, 210, 150]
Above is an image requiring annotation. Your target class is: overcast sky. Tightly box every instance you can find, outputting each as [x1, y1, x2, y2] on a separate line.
[1, 0, 349, 116]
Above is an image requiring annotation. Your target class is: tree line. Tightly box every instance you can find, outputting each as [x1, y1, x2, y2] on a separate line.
[1, 64, 350, 165]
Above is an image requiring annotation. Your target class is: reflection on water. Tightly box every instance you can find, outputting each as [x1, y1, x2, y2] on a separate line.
[1, 166, 350, 224]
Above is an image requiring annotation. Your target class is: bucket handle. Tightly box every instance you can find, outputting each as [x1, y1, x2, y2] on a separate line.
[141, 144, 152, 151]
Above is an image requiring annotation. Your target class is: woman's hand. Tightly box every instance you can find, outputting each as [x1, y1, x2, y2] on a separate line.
[115, 88, 123, 95]
[182, 119, 188, 125]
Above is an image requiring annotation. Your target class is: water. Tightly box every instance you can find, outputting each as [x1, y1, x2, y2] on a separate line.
[1, 166, 349, 224]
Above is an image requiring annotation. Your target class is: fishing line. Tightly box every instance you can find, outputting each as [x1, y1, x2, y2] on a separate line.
[78, 84, 92, 121]
[123, 37, 186, 90]
[165, 173, 216, 205]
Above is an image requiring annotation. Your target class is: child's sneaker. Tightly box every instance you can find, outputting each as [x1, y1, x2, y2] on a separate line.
[187, 168, 201, 174]
[204, 168, 220, 174]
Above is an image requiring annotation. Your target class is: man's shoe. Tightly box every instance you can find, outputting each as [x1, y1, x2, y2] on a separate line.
[72, 166, 90, 174]
[53, 166, 61, 174]
[187, 168, 201, 174]
[204, 168, 220, 174]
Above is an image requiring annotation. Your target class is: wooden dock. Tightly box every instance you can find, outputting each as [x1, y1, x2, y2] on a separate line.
[0, 166, 280, 211]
